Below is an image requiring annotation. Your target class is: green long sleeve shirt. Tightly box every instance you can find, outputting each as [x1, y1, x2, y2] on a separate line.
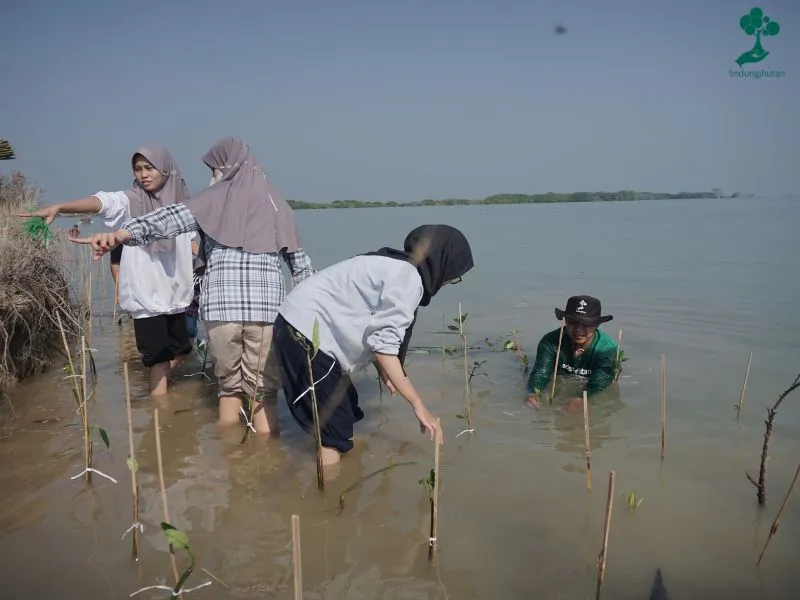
[526, 327, 618, 397]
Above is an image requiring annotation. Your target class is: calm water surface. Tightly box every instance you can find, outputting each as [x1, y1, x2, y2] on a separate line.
[1, 197, 799, 599]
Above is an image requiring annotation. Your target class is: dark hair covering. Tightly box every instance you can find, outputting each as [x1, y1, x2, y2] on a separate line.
[366, 224, 474, 367]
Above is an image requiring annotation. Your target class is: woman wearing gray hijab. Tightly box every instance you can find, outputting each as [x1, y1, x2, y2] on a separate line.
[24, 145, 196, 395]
[72, 137, 315, 434]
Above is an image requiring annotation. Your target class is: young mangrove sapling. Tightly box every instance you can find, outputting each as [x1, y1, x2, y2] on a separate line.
[747, 373, 800, 505]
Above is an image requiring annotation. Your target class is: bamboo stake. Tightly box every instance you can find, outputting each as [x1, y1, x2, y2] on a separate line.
[458, 303, 471, 426]
[56, 311, 81, 409]
[737, 351, 753, 420]
[81, 336, 91, 483]
[441, 314, 446, 362]
[98, 260, 107, 326]
[154, 409, 182, 595]
[85, 269, 93, 348]
[292, 514, 303, 599]
[583, 391, 592, 492]
[241, 327, 267, 443]
[757, 463, 800, 567]
[305, 353, 325, 491]
[660, 354, 666, 461]
[613, 329, 623, 383]
[124, 363, 141, 560]
[595, 470, 616, 600]
[429, 418, 442, 560]
[112, 276, 118, 324]
[550, 326, 564, 404]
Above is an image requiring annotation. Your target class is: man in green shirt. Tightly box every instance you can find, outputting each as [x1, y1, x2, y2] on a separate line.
[526, 295, 618, 412]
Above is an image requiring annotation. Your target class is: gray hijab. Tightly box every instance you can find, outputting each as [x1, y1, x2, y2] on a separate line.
[184, 137, 302, 255]
[124, 145, 190, 253]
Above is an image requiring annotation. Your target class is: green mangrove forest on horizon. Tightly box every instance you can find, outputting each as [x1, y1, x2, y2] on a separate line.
[286, 189, 749, 210]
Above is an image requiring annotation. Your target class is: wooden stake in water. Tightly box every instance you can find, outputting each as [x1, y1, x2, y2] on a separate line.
[123, 363, 141, 560]
[595, 470, 616, 600]
[550, 326, 564, 404]
[583, 391, 592, 492]
[154, 409, 182, 595]
[292, 514, 303, 600]
[613, 329, 623, 383]
[305, 353, 325, 492]
[441, 314, 446, 362]
[429, 419, 442, 560]
[737, 351, 753, 420]
[660, 354, 667, 461]
[458, 303, 471, 426]
[757, 463, 800, 567]
[81, 336, 91, 483]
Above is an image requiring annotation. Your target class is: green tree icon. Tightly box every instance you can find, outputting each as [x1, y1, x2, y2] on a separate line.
[736, 7, 780, 67]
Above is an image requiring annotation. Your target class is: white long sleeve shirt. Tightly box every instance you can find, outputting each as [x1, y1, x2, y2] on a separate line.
[278, 255, 424, 373]
[95, 191, 194, 319]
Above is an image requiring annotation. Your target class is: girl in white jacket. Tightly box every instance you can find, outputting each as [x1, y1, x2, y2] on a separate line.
[23, 145, 195, 395]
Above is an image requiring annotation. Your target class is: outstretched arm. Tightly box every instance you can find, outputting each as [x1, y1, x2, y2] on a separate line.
[281, 248, 315, 285]
[121, 204, 199, 245]
[69, 204, 199, 257]
[20, 196, 102, 224]
[526, 336, 556, 401]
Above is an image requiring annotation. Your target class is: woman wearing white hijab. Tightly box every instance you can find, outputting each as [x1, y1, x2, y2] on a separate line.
[71, 138, 316, 434]
[24, 146, 195, 395]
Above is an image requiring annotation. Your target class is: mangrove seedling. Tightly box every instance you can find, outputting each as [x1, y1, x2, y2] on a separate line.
[22, 213, 55, 247]
[240, 328, 268, 443]
[307, 319, 325, 491]
[611, 350, 628, 383]
[130, 523, 212, 598]
[448, 305, 472, 427]
[626, 490, 644, 509]
[467, 359, 488, 384]
[747, 373, 800, 505]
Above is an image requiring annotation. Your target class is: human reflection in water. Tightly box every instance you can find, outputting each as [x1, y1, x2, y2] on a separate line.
[548, 379, 625, 456]
[130, 391, 219, 557]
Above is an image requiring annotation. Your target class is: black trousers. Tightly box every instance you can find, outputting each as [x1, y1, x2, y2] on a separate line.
[273, 314, 364, 453]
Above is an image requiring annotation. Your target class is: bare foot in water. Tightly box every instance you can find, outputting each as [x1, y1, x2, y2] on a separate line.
[321, 446, 341, 465]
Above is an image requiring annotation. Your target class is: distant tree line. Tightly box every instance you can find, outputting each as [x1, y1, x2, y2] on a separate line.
[286, 189, 742, 210]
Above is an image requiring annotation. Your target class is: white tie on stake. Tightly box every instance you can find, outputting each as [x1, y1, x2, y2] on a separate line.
[129, 581, 212, 598]
[70, 468, 118, 484]
[292, 361, 336, 405]
[121, 522, 144, 540]
[239, 407, 256, 433]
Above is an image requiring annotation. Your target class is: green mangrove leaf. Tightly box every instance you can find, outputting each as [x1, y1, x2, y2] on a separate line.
[161, 522, 190, 550]
[311, 318, 320, 359]
[97, 427, 110, 449]
[447, 325, 458, 331]
[126, 456, 139, 473]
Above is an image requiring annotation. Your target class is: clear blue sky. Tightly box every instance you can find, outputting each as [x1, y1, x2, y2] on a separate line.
[2, 0, 798, 203]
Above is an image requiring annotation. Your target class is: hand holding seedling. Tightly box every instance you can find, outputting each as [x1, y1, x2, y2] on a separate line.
[19, 204, 60, 224]
[526, 394, 542, 409]
[70, 229, 132, 259]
